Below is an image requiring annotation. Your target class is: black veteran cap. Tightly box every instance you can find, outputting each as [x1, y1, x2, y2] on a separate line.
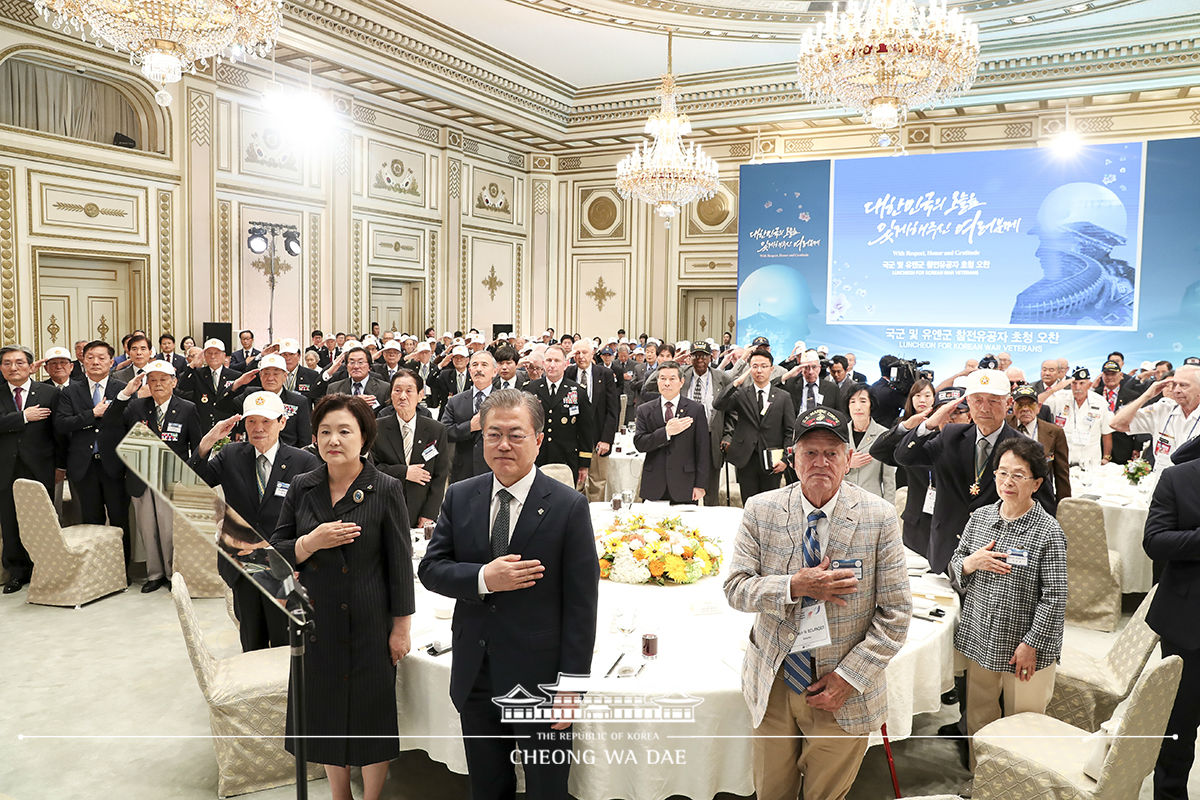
[691, 341, 713, 356]
[978, 355, 999, 370]
[1102, 360, 1122, 373]
[1012, 385, 1039, 403]
[1184, 356, 1200, 367]
[792, 407, 850, 445]
[1072, 366, 1092, 381]
[934, 386, 966, 408]
[751, 336, 770, 347]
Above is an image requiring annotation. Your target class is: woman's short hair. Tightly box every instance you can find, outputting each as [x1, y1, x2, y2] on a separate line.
[312, 394, 378, 454]
[479, 388, 545, 434]
[992, 435, 1049, 482]
[845, 383, 872, 410]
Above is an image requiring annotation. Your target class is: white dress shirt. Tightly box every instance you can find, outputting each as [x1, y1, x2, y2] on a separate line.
[9, 379, 32, 420]
[1127, 398, 1200, 471]
[659, 393, 683, 439]
[477, 465, 538, 595]
[398, 413, 416, 462]
[254, 441, 280, 470]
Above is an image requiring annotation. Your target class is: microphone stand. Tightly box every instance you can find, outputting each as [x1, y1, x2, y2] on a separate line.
[282, 577, 316, 799]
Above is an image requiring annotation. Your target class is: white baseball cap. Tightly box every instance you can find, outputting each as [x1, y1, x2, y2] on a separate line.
[632, 346, 644, 355]
[343, 339, 362, 350]
[242, 390, 285, 420]
[361, 335, 379, 348]
[1140, 360, 1155, 371]
[415, 342, 431, 353]
[451, 345, 470, 358]
[258, 354, 287, 371]
[143, 360, 176, 376]
[43, 346, 72, 362]
[497, 332, 508, 340]
[963, 369, 1011, 397]
[277, 338, 300, 354]
[520, 343, 534, 354]
[675, 340, 691, 351]
[203, 338, 225, 352]
[442, 331, 453, 339]
[382, 340, 403, 352]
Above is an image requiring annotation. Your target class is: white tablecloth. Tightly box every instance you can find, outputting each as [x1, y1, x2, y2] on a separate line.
[1071, 462, 1156, 592]
[605, 432, 643, 501]
[397, 504, 958, 800]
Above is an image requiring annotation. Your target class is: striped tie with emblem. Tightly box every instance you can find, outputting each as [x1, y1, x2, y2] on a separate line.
[256, 454, 270, 499]
[781, 509, 826, 694]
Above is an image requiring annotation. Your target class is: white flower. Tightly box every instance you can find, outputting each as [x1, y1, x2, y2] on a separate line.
[609, 549, 651, 584]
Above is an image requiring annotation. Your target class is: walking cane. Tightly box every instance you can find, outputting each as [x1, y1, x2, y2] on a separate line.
[881, 723, 902, 798]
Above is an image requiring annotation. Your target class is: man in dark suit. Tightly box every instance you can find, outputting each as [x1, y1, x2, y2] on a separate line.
[278, 340, 323, 400]
[405, 341, 440, 394]
[418, 388, 599, 800]
[55, 340, 131, 565]
[780, 348, 842, 415]
[566, 341, 619, 501]
[111, 332, 156, 384]
[681, 341, 730, 505]
[634, 361, 710, 503]
[176, 338, 252, 431]
[229, 329, 261, 371]
[431, 345, 471, 411]
[102, 361, 204, 592]
[70, 340, 87, 382]
[442, 350, 501, 484]
[713, 349, 796, 502]
[372, 369, 450, 527]
[156, 334, 188, 373]
[1010, 385, 1071, 503]
[372, 340, 407, 384]
[1144, 434, 1200, 800]
[305, 330, 329, 369]
[493, 346, 525, 391]
[189, 390, 321, 650]
[232, 354, 312, 448]
[846, 352, 868, 385]
[1097, 359, 1151, 463]
[524, 345, 594, 488]
[613, 343, 645, 424]
[0, 345, 61, 592]
[326, 346, 391, 412]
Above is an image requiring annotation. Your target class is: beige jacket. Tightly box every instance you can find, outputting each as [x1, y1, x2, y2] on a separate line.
[724, 480, 912, 733]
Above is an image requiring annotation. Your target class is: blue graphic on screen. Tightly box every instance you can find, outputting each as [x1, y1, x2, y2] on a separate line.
[737, 138, 1200, 381]
[829, 143, 1144, 330]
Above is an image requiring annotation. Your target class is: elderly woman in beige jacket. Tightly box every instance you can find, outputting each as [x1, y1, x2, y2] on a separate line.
[844, 384, 897, 503]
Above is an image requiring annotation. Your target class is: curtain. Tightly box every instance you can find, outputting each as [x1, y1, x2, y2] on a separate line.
[0, 58, 142, 148]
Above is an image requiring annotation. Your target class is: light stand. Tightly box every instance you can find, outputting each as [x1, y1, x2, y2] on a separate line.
[247, 222, 301, 344]
[282, 576, 316, 799]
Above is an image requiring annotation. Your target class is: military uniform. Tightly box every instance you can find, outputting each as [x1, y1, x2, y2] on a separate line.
[1045, 389, 1114, 466]
[524, 376, 595, 473]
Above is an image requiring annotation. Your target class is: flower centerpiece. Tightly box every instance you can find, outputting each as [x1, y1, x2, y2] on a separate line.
[598, 513, 722, 585]
[1123, 458, 1151, 486]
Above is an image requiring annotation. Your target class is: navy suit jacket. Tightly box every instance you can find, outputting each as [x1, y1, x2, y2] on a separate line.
[56, 377, 127, 481]
[895, 421, 1057, 574]
[634, 395, 710, 502]
[417, 470, 600, 710]
[0, 381, 61, 485]
[1143, 435, 1200, 649]
[101, 395, 204, 496]
[229, 348, 261, 371]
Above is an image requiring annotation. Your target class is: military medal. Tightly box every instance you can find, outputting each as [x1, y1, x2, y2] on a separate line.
[201, 394, 209, 403]
[561, 416, 568, 424]
[969, 482, 981, 496]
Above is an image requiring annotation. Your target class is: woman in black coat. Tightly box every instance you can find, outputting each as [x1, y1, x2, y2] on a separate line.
[870, 378, 936, 557]
[271, 394, 414, 800]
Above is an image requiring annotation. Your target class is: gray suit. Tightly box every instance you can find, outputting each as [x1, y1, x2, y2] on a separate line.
[846, 419, 897, 504]
[681, 365, 732, 505]
[327, 374, 392, 410]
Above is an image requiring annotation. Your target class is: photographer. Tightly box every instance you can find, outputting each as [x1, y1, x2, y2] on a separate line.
[870, 354, 927, 427]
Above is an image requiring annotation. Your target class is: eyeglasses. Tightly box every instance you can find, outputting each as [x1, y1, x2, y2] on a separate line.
[484, 432, 534, 445]
[994, 469, 1034, 484]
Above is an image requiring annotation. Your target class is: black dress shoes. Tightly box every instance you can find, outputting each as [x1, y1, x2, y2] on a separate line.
[2, 578, 26, 594]
[140, 578, 167, 594]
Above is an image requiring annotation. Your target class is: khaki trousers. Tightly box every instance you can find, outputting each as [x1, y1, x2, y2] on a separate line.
[132, 491, 174, 581]
[753, 670, 869, 800]
[585, 451, 610, 501]
[965, 656, 1056, 768]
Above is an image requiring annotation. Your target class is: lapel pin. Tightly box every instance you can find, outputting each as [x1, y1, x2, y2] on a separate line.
[353, 489, 364, 503]
[538, 508, 545, 515]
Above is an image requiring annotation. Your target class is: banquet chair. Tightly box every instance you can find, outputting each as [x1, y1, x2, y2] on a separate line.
[972, 655, 1182, 800]
[170, 572, 321, 797]
[13, 478, 126, 607]
[540, 463, 577, 488]
[171, 506, 226, 598]
[1046, 586, 1159, 731]
[1057, 497, 1122, 631]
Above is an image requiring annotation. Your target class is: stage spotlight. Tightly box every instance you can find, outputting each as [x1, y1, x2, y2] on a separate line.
[283, 229, 302, 257]
[247, 227, 269, 254]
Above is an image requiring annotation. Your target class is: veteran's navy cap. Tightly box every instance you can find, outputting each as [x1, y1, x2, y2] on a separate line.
[1102, 360, 1122, 373]
[792, 407, 851, 445]
[934, 386, 966, 408]
[1072, 366, 1092, 381]
[1012, 385, 1039, 403]
[751, 336, 770, 347]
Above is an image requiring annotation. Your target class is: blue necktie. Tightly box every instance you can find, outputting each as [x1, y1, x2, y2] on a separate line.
[92, 382, 103, 453]
[782, 510, 826, 695]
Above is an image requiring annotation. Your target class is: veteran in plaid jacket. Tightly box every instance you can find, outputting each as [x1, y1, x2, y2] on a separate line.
[725, 407, 912, 800]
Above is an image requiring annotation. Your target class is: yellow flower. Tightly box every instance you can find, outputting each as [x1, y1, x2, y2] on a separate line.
[664, 554, 688, 582]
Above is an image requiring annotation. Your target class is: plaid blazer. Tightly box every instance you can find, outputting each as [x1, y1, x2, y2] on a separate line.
[724, 480, 912, 732]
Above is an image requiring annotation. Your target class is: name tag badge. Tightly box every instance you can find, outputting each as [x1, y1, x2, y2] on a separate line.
[829, 558, 864, 580]
[274, 482, 290, 498]
[1155, 432, 1174, 456]
[1054, 414, 1068, 427]
[569, 405, 580, 416]
[166, 422, 182, 433]
[791, 602, 832, 651]
[1007, 548, 1029, 567]
[922, 486, 937, 515]
[421, 443, 438, 460]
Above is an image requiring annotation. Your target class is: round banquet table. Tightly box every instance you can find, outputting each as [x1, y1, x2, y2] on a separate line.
[1071, 462, 1156, 592]
[397, 503, 959, 800]
[605, 431, 643, 501]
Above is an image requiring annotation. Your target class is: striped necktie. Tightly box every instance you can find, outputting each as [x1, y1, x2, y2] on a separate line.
[782, 510, 825, 695]
[256, 454, 270, 499]
[155, 405, 166, 429]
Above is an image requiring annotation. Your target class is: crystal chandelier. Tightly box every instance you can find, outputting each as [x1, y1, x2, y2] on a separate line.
[31, 0, 283, 106]
[616, 30, 720, 225]
[795, 0, 980, 131]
